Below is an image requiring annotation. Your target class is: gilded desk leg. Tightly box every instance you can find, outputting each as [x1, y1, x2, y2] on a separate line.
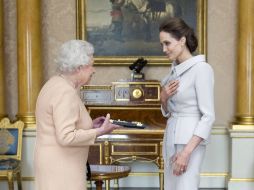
[104, 140, 110, 190]
[7, 172, 14, 190]
[159, 141, 164, 190]
[95, 180, 103, 190]
[105, 180, 110, 190]
[159, 171, 164, 190]
[16, 170, 23, 190]
[113, 179, 119, 189]
[104, 141, 110, 164]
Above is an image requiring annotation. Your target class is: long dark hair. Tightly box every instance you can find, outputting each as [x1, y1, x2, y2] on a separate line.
[159, 17, 198, 53]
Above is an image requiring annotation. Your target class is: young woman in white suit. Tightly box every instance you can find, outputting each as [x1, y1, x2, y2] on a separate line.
[159, 17, 215, 190]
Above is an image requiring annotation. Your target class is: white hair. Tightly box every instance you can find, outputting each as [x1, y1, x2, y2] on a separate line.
[56, 40, 94, 73]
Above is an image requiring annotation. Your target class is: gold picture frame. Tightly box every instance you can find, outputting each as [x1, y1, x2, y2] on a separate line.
[76, 0, 207, 66]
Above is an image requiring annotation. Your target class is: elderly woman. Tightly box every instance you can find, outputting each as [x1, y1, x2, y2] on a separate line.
[34, 40, 119, 190]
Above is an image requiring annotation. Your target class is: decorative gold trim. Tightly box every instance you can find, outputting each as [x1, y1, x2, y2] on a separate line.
[145, 84, 161, 87]
[21, 127, 165, 135]
[233, 116, 254, 125]
[113, 81, 160, 85]
[81, 85, 112, 90]
[113, 84, 130, 87]
[230, 136, 254, 138]
[112, 129, 164, 135]
[197, 0, 207, 55]
[88, 107, 161, 110]
[0, 0, 5, 119]
[144, 84, 160, 101]
[76, 0, 207, 65]
[16, 115, 36, 128]
[17, 0, 43, 129]
[230, 124, 254, 130]
[115, 98, 130, 102]
[76, 0, 86, 39]
[22, 124, 36, 128]
[104, 141, 110, 164]
[110, 156, 159, 165]
[99, 143, 103, 164]
[128, 172, 159, 176]
[229, 124, 254, 137]
[156, 171, 229, 177]
[20, 126, 227, 135]
[145, 99, 160, 102]
[200, 172, 228, 177]
[0, 118, 24, 160]
[16, 115, 36, 123]
[111, 143, 158, 155]
[229, 178, 254, 182]
[1, 172, 229, 181]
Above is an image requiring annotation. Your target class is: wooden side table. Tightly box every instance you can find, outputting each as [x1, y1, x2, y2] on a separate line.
[90, 165, 131, 190]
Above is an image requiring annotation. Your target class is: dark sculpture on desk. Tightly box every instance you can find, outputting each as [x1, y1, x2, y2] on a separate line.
[129, 57, 148, 81]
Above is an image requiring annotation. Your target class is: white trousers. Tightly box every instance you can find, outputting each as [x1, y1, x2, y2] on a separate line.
[164, 144, 206, 190]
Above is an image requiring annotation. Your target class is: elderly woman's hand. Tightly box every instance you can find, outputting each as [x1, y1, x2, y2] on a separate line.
[95, 114, 120, 137]
[92, 116, 105, 128]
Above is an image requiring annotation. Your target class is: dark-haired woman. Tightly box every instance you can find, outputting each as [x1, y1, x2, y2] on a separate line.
[159, 17, 215, 190]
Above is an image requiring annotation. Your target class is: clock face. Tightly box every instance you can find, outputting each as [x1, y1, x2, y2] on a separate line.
[132, 88, 143, 99]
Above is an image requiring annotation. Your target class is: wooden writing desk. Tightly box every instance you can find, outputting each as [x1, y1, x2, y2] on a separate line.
[81, 81, 166, 190]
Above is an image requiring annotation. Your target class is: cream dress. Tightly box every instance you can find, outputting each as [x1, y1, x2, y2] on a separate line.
[34, 76, 97, 190]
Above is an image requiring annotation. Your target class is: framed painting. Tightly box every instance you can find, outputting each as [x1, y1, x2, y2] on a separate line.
[76, 0, 207, 65]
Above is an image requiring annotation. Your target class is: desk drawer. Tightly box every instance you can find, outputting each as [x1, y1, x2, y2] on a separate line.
[111, 142, 159, 156]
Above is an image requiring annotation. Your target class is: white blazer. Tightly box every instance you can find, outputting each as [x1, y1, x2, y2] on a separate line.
[161, 55, 215, 160]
